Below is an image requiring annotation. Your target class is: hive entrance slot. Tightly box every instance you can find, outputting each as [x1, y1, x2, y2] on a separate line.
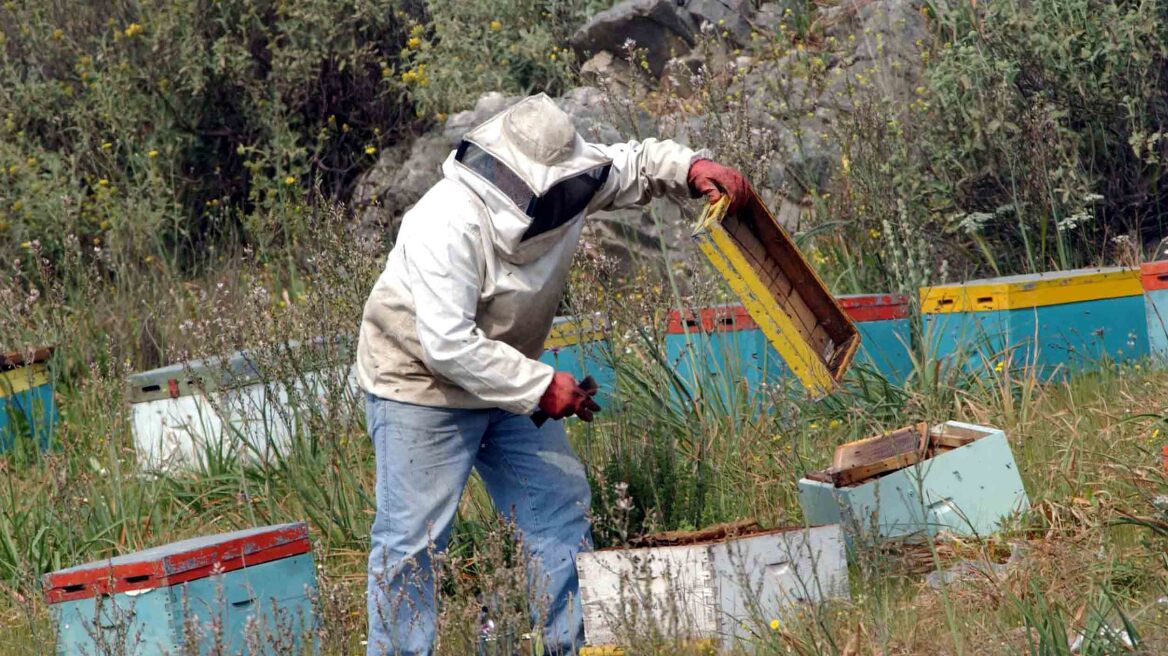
[123, 575, 150, 584]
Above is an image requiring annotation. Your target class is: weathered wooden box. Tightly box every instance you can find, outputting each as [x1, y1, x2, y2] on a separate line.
[798, 422, 1029, 541]
[44, 522, 317, 655]
[1142, 260, 1168, 360]
[692, 193, 859, 397]
[838, 294, 914, 385]
[0, 347, 57, 453]
[920, 267, 1147, 376]
[128, 339, 358, 470]
[538, 314, 615, 403]
[576, 523, 848, 647]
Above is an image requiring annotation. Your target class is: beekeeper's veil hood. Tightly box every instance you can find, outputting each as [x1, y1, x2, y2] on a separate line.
[446, 93, 613, 263]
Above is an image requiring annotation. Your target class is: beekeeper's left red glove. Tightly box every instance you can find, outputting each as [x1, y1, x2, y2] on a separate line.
[688, 159, 751, 212]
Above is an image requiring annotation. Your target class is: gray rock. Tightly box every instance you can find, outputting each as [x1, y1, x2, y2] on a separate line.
[570, 0, 697, 78]
[679, 0, 754, 46]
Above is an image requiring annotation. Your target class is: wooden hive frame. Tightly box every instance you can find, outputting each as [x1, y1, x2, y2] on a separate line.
[692, 192, 860, 396]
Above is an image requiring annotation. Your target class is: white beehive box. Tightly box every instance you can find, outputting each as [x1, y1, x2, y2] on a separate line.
[576, 523, 848, 647]
[128, 339, 358, 470]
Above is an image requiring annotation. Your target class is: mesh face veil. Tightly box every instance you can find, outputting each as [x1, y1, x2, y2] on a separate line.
[455, 140, 611, 242]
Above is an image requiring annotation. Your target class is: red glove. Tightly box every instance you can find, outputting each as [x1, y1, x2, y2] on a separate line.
[538, 372, 602, 422]
[688, 159, 751, 212]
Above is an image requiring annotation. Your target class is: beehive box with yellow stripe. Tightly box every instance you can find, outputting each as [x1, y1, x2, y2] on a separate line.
[691, 193, 860, 397]
[538, 314, 615, 403]
[920, 267, 1148, 375]
[0, 347, 57, 453]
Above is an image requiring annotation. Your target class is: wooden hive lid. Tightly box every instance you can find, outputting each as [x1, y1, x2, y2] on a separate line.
[42, 522, 311, 603]
[0, 346, 54, 371]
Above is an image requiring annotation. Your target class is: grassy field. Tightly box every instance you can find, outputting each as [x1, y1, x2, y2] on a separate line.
[0, 208, 1167, 655]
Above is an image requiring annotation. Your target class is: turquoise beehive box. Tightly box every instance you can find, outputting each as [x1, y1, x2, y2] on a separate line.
[44, 522, 318, 655]
[798, 421, 1028, 542]
[837, 294, 913, 385]
[921, 267, 1147, 376]
[539, 314, 615, 403]
[664, 305, 791, 405]
[0, 347, 57, 454]
[1143, 260, 1168, 360]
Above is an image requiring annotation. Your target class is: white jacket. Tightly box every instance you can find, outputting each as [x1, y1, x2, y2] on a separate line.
[356, 95, 698, 415]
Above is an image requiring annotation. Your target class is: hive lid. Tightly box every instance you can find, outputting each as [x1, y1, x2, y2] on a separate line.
[0, 346, 53, 372]
[1141, 260, 1168, 291]
[665, 304, 759, 334]
[42, 522, 311, 603]
[126, 336, 352, 403]
[836, 294, 911, 322]
[920, 267, 1142, 314]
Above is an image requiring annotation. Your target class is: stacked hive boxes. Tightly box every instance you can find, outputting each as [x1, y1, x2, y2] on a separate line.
[538, 314, 615, 403]
[921, 267, 1147, 376]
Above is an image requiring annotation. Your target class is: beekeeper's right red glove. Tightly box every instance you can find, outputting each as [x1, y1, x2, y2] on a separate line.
[538, 372, 601, 422]
[688, 159, 751, 212]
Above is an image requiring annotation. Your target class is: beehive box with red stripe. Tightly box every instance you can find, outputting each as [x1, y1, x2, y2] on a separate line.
[1143, 260, 1168, 360]
[43, 522, 317, 655]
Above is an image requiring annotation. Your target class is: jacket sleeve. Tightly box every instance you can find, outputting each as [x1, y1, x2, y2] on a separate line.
[403, 217, 554, 416]
[589, 138, 702, 212]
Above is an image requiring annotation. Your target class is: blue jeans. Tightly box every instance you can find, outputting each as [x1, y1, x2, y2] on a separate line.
[365, 395, 593, 656]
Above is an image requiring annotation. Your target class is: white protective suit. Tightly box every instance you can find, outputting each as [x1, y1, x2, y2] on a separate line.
[356, 94, 701, 415]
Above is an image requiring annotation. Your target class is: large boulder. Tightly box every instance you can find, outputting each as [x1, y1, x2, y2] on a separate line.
[570, 0, 696, 78]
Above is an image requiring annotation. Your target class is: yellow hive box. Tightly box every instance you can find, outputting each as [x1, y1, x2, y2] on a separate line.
[692, 192, 860, 397]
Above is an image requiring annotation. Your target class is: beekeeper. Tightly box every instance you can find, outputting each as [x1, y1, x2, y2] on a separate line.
[356, 93, 749, 656]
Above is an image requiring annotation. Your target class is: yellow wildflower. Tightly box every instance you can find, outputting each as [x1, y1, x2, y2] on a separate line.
[123, 23, 143, 38]
[26, 157, 36, 167]
[549, 52, 557, 61]
[840, 154, 850, 175]
[97, 178, 109, 187]
[365, 145, 377, 155]
[99, 220, 110, 230]
[868, 228, 881, 240]
[829, 419, 841, 429]
[994, 360, 1005, 373]
[20, 241, 30, 249]
[407, 36, 421, 49]
[144, 255, 155, 264]
[52, 28, 64, 40]
[147, 149, 159, 158]
[489, 20, 502, 31]
[283, 175, 296, 185]
[101, 142, 112, 150]
[769, 619, 780, 630]
[410, 24, 425, 37]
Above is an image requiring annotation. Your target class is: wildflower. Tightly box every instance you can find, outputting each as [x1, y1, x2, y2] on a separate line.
[829, 419, 841, 429]
[144, 255, 155, 264]
[840, 154, 850, 175]
[365, 145, 377, 155]
[407, 36, 421, 49]
[19, 241, 30, 249]
[26, 157, 36, 167]
[6, 165, 16, 174]
[147, 149, 158, 158]
[769, 618, 780, 630]
[489, 19, 502, 31]
[97, 178, 109, 187]
[868, 228, 881, 240]
[549, 52, 557, 61]
[123, 23, 143, 38]
[99, 220, 110, 230]
[410, 24, 425, 37]
[810, 422, 819, 429]
[994, 360, 1005, 373]
[101, 142, 112, 150]
[283, 175, 296, 185]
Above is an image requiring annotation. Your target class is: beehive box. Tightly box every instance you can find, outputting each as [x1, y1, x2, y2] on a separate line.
[920, 267, 1147, 376]
[538, 314, 615, 403]
[128, 339, 358, 470]
[664, 304, 790, 404]
[0, 347, 57, 453]
[838, 294, 914, 385]
[577, 522, 848, 648]
[1143, 260, 1168, 360]
[692, 193, 860, 397]
[44, 522, 317, 655]
[798, 421, 1028, 541]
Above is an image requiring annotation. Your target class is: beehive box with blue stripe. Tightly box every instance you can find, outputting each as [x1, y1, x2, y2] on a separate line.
[691, 192, 860, 397]
[920, 267, 1147, 376]
[43, 522, 318, 655]
[1142, 259, 1168, 360]
[128, 338, 358, 470]
[837, 294, 913, 385]
[798, 421, 1029, 543]
[538, 314, 615, 403]
[664, 295, 912, 402]
[0, 346, 58, 454]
